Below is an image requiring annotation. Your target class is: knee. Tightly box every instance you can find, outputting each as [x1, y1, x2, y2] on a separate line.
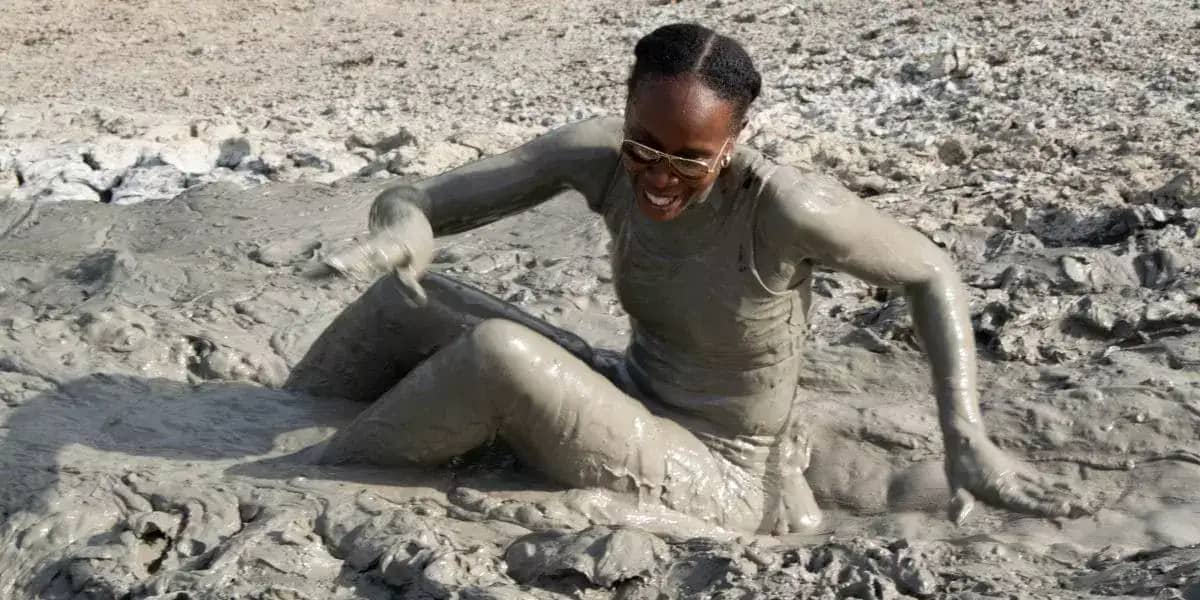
[459, 319, 560, 419]
[462, 318, 545, 378]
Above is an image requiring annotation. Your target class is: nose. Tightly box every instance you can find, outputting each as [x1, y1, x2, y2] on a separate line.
[642, 161, 677, 190]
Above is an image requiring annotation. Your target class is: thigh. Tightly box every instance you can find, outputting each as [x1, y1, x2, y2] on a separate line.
[485, 321, 764, 529]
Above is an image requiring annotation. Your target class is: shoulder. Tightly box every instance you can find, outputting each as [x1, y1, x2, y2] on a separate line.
[756, 162, 859, 227]
[748, 159, 889, 262]
[725, 147, 855, 215]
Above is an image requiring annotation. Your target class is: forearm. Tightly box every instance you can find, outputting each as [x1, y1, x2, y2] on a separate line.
[906, 269, 985, 440]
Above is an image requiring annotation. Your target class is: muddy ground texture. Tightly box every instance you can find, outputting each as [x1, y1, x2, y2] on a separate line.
[2, 0, 1200, 598]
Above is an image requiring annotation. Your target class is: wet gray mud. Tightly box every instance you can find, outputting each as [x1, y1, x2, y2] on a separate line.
[3, 0, 1200, 596]
[2, 179, 1199, 599]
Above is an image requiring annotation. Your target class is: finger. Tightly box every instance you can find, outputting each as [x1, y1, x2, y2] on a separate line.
[301, 260, 339, 280]
[1013, 472, 1058, 501]
[392, 267, 429, 308]
[376, 235, 414, 270]
[998, 489, 1060, 517]
[948, 487, 975, 527]
[983, 473, 1095, 520]
[323, 237, 411, 283]
[995, 472, 1022, 500]
[1032, 487, 1096, 519]
[1015, 474, 1095, 518]
[321, 244, 376, 282]
[362, 229, 414, 269]
[967, 470, 1018, 508]
[997, 484, 1077, 518]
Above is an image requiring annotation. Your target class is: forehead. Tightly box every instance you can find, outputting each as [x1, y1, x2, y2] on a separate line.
[626, 74, 734, 152]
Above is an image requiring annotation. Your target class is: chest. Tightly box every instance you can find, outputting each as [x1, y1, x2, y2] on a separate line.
[601, 176, 801, 344]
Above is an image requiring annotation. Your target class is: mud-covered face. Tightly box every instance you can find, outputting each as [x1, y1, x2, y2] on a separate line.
[623, 74, 739, 222]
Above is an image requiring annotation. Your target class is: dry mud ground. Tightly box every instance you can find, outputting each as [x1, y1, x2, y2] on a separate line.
[2, 0, 1200, 598]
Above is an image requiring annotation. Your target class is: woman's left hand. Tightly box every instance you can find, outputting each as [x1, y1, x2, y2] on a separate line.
[944, 429, 1093, 525]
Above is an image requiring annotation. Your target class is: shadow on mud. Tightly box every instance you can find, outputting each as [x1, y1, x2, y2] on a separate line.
[0, 373, 335, 507]
[0, 371, 545, 513]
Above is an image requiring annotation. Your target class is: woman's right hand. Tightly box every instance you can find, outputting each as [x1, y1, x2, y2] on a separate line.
[943, 426, 1093, 524]
[311, 186, 435, 306]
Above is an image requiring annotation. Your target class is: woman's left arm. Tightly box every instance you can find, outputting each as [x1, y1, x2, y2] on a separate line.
[758, 167, 1090, 523]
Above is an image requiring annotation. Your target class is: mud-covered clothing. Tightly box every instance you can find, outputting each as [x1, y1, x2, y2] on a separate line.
[415, 116, 821, 438]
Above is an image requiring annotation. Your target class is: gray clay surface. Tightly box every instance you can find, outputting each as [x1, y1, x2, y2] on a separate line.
[2, 0, 1200, 598]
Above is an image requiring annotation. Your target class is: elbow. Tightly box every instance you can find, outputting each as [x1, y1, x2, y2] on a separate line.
[905, 251, 962, 300]
[926, 253, 959, 287]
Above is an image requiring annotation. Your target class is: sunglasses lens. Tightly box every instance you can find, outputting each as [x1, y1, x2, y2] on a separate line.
[671, 160, 710, 179]
[622, 141, 659, 164]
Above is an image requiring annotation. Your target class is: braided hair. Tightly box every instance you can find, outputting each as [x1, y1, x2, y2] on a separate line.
[627, 23, 762, 126]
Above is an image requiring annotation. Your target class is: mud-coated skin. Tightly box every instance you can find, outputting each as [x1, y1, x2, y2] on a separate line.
[301, 116, 1089, 534]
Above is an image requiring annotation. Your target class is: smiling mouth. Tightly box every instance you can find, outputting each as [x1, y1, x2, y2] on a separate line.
[634, 182, 689, 221]
[646, 191, 675, 207]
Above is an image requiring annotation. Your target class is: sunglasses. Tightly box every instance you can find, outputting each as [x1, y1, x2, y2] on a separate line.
[620, 138, 730, 180]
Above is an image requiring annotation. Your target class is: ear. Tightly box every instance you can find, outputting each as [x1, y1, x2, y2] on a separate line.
[724, 118, 746, 168]
[623, 96, 640, 131]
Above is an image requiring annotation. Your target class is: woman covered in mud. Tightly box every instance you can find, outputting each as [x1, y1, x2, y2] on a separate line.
[289, 23, 1089, 534]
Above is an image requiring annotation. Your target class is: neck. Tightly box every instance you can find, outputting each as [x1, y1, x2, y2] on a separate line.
[631, 175, 732, 254]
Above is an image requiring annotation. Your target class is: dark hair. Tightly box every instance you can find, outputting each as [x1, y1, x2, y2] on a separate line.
[627, 23, 762, 124]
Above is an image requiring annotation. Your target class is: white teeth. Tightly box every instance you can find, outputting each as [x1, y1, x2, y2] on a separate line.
[646, 192, 672, 207]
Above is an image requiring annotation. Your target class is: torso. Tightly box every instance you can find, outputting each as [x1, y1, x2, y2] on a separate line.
[591, 136, 813, 437]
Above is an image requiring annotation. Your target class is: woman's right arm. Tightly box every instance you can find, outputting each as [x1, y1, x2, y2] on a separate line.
[372, 116, 623, 237]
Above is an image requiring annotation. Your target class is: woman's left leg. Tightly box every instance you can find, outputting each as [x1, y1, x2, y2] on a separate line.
[319, 317, 787, 531]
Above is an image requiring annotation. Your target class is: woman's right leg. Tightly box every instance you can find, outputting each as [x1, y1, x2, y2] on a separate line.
[284, 274, 476, 403]
[285, 272, 595, 403]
